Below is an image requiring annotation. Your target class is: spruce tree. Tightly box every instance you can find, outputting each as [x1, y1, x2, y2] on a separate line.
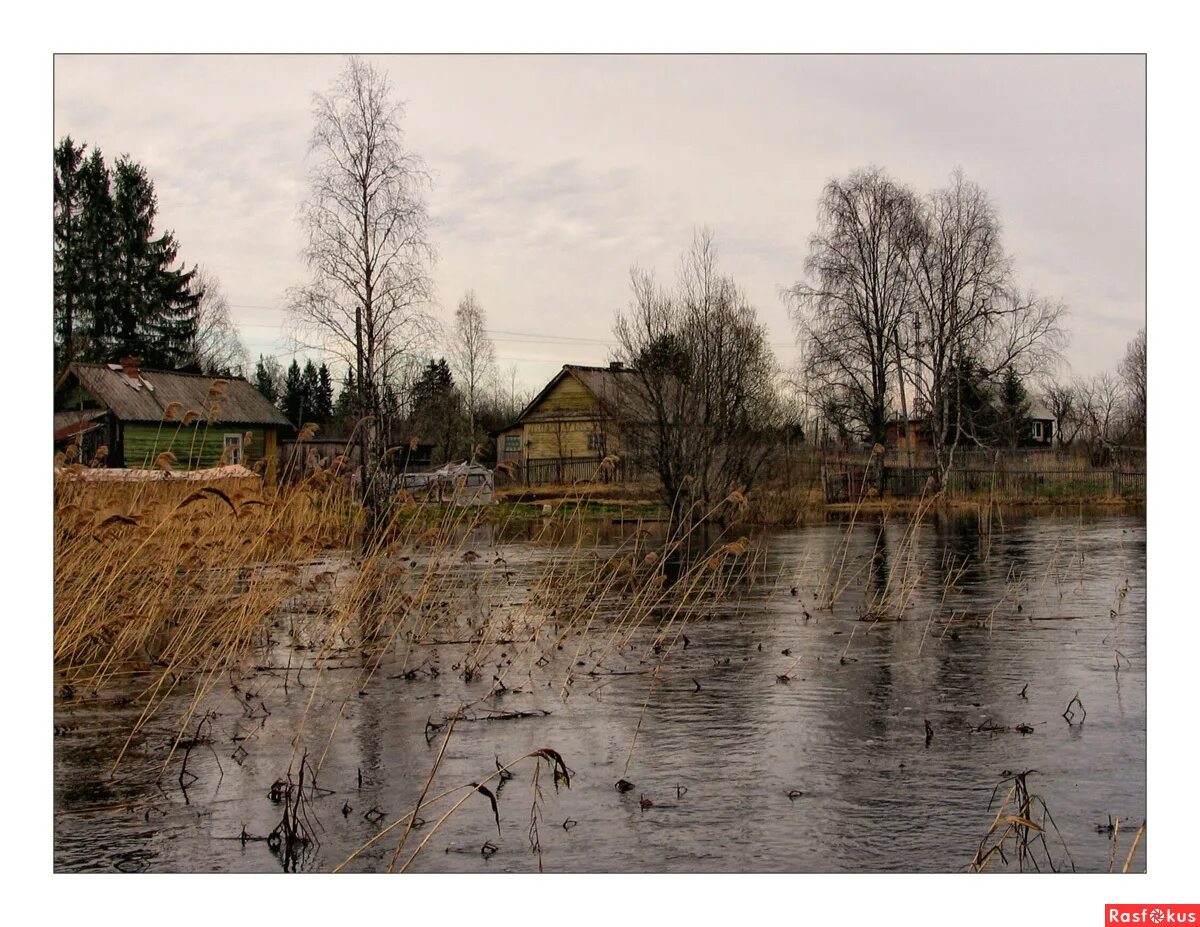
[300, 360, 320, 422]
[111, 157, 201, 367]
[54, 138, 87, 372]
[282, 359, 304, 425]
[995, 367, 1033, 448]
[333, 369, 357, 424]
[53, 139, 204, 370]
[316, 363, 335, 423]
[76, 148, 118, 362]
[254, 355, 281, 405]
[410, 359, 461, 462]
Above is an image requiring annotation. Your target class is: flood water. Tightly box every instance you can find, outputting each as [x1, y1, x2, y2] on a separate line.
[54, 507, 1146, 873]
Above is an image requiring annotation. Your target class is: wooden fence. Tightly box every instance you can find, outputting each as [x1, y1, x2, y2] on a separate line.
[822, 463, 1146, 504]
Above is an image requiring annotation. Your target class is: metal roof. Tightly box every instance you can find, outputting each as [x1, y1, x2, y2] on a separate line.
[67, 362, 292, 427]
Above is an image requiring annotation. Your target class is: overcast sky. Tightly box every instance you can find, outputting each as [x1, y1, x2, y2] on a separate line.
[53, 54, 1145, 391]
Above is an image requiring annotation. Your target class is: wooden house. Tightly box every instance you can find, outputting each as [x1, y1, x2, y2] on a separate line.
[495, 362, 637, 483]
[55, 357, 292, 472]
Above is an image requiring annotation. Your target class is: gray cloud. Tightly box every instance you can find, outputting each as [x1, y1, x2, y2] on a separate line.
[54, 54, 1145, 385]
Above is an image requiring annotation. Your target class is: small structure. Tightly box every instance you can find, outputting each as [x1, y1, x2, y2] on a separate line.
[399, 462, 494, 505]
[883, 414, 934, 450]
[495, 362, 637, 484]
[1028, 401, 1056, 447]
[55, 358, 292, 472]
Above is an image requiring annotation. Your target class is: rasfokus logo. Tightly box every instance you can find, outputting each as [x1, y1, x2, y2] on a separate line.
[1106, 906, 1200, 924]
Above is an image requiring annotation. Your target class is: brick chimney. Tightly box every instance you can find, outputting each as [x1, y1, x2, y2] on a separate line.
[119, 356, 142, 379]
[608, 360, 624, 371]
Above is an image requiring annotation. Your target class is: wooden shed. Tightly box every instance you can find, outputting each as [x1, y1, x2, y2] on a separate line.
[55, 357, 292, 473]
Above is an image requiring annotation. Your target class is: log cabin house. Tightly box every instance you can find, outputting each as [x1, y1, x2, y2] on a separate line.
[55, 357, 292, 473]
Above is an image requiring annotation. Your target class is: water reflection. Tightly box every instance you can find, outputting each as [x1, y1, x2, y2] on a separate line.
[55, 507, 1145, 873]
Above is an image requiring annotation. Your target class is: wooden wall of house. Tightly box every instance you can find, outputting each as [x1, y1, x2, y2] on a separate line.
[537, 375, 596, 413]
[524, 419, 618, 459]
[496, 427, 525, 464]
[122, 423, 273, 470]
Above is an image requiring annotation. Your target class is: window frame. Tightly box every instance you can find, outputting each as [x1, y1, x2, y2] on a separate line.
[223, 433, 243, 465]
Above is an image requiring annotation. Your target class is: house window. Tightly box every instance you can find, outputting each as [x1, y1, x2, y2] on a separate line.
[587, 432, 605, 452]
[223, 433, 243, 465]
[1032, 421, 1043, 441]
[503, 434, 522, 455]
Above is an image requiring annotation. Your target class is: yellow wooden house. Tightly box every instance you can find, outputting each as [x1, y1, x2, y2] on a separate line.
[496, 362, 637, 484]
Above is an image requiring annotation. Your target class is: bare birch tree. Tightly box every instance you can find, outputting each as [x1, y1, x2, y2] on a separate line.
[187, 267, 248, 375]
[904, 171, 1065, 481]
[450, 290, 496, 460]
[1075, 371, 1128, 464]
[1120, 327, 1146, 444]
[786, 167, 919, 446]
[287, 56, 436, 504]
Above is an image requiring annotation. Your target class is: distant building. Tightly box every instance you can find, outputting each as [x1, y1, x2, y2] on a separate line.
[883, 402, 1058, 450]
[55, 357, 292, 471]
[495, 362, 637, 483]
[1028, 401, 1056, 447]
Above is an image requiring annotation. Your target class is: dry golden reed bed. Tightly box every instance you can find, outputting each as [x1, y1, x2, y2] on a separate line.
[54, 463, 761, 767]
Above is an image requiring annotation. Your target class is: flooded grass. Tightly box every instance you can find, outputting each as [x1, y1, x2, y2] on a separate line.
[53, 471, 1145, 872]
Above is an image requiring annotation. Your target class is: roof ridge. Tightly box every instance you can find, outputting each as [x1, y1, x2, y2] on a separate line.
[71, 361, 250, 382]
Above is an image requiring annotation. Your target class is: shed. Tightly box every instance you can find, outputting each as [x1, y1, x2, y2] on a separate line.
[55, 357, 292, 472]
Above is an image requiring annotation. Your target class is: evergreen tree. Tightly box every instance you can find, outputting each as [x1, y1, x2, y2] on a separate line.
[110, 157, 201, 367]
[299, 360, 320, 422]
[315, 363, 335, 423]
[53, 139, 203, 369]
[54, 138, 87, 371]
[409, 359, 462, 462]
[281, 359, 304, 425]
[943, 356, 1000, 449]
[63, 146, 119, 364]
[994, 367, 1033, 448]
[253, 354, 282, 405]
[409, 358, 454, 410]
[333, 369, 358, 423]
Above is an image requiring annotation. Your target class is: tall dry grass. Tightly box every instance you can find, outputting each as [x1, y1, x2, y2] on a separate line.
[54, 454, 761, 778]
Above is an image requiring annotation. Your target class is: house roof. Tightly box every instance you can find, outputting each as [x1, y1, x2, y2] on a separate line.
[886, 401, 1057, 425]
[1029, 401, 1055, 422]
[511, 364, 642, 428]
[53, 409, 107, 441]
[65, 362, 292, 427]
